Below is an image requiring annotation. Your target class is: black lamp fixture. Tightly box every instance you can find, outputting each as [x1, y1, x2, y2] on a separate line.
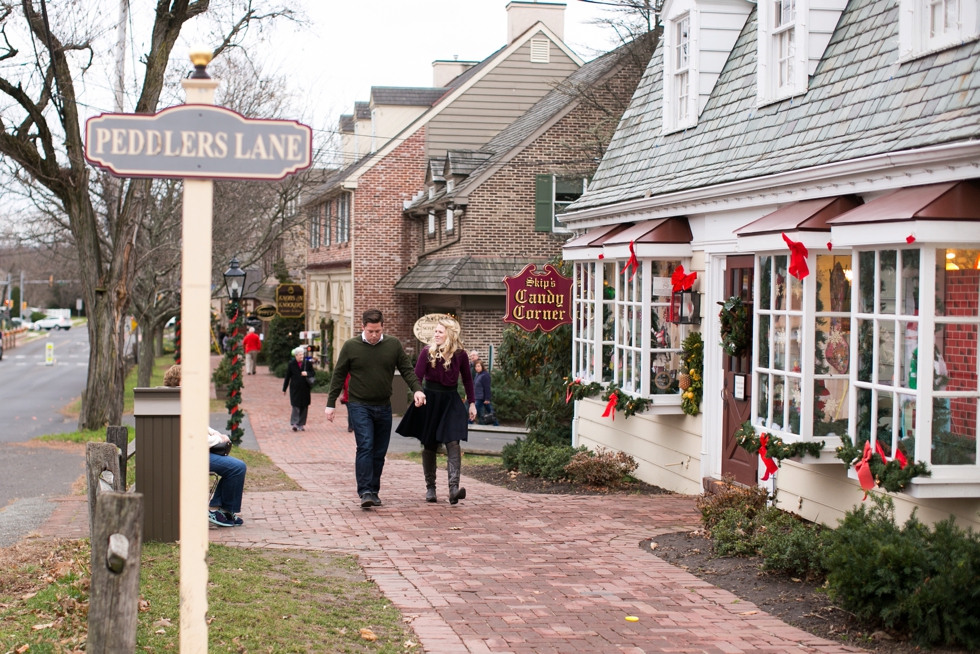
[670, 289, 702, 325]
[223, 257, 246, 302]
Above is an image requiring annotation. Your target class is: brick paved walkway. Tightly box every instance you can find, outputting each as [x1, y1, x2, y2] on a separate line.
[39, 365, 863, 653]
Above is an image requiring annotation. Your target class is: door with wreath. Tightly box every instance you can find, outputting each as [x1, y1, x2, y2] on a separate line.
[721, 256, 757, 486]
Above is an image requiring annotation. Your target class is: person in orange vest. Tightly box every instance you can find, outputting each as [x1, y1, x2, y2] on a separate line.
[243, 327, 261, 375]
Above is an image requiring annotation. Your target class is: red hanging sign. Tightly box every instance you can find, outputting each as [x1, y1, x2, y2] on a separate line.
[502, 264, 573, 333]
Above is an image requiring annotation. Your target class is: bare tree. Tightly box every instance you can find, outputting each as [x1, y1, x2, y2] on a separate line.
[0, 1, 295, 428]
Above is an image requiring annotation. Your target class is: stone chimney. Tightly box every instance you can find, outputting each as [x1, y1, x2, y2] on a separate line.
[432, 58, 478, 87]
[506, 1, 565, 44]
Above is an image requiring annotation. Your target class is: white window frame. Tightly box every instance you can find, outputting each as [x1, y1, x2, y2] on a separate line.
[662, 10, 699, 133]
[427, 210, 435, 235]
[337, 193, 351, 243]
[899, 0, 979, 59]
[572, 261, 599, 380]
[757, 0, 808, 105]
[324, 200, 332, 247]
[445, 207, 454, 233]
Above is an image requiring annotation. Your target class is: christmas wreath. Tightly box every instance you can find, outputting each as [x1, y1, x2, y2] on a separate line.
[718, 296, 752, 357]
[600, 384, 652, 420]
[835, 435, 930, 494]
[679, 332, 703, 416]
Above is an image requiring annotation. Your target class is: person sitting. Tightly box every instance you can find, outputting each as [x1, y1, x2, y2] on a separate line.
[162, 364, 247, 527]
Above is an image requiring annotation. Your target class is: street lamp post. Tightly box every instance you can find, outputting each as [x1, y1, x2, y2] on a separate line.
[222, 258, 246, 444]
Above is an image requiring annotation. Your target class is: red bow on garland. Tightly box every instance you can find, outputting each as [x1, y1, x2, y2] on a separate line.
[602, 393, 618, 421]
[758, 434, 779, 481]
[621, 241, 639, 281]
[671, 264, 697, 292]
[875, 440, 909, 470]
[854, 441, 875, 497]
[566, 378, 583, 404]
[781, 233, 810, 280]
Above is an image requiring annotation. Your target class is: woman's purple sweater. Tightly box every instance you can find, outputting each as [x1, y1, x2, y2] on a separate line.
[415, 347, 475, 405]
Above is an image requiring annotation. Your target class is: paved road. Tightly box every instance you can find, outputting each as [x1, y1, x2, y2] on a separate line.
[0, 326, 90, 442]
[0, 326, 89, 546]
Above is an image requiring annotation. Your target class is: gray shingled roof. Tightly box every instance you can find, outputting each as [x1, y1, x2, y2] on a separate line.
[571, 0, 980, 212]
[338, 114, 354, 133]
[395, 256, 542, 292]
[446, 150, 492, 177]
[371, 86, 450, 106]
[354, 102, 371, 119]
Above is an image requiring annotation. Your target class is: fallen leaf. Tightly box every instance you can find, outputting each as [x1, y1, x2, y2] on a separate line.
[32, 622, 55, 630]
[449, 527, 461, 531]
[738, 610, 759, 615]
[791, 577, 802, 583]
[138, 599, 151, 612]
[153, 618, 172, 628]
[360, 628, 377, 642]
[649, 542, 658, 549]
[403, 641, 417, 648]
[21, 592, 37, 600]
[155, 629, 166, 635]
[16, 645, 30, 653]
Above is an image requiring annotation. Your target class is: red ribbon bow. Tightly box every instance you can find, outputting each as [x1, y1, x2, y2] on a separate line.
[621, 241, 639, 281]
[875, 439, 909, 470]
[671, 264, 697, 292]
[854, 441, 875, 497]
[781, 233, 810, 280]
[566, 378, 582, 404]
[602, 393, 618, 421]
[758, 434, 779, 481]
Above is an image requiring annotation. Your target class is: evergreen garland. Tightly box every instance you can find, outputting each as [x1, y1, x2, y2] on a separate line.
[680, 331, 703, 416]
[174, 318, 181, 364]
[735, 420, 825, 461]
[718, 296, 752, 357]
[835, 434, 931, 493]
[601, 384, 652, 418]
[563, 376, 603, 403]
[224, 301, 246, 444]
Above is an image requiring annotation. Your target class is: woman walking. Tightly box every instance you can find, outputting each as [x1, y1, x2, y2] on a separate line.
[396, 318, 476, 504]
[473, 359, 499, 426]
[282, 345, 315, 431]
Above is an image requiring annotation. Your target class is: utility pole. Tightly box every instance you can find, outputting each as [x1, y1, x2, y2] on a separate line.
[19, 270, 25, 315]
[113, 0, 129, 113]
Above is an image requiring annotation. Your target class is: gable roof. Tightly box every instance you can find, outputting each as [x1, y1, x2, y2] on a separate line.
[566, 0, 980, 216]
[371, 86, 449, 106]
[354, 101, 371, 120]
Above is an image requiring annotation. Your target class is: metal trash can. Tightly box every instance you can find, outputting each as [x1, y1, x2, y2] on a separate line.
[134, 387, 180, 542]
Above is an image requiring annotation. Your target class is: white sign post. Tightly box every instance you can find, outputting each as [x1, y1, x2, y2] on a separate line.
[83, 47, 312, 654]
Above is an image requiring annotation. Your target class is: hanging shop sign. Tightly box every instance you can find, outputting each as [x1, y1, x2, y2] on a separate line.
[275, 285, 305, 319]
[413, 313, 453, 344]
[255, 304, 277, 321]
[502, 264, 573, 333]
[84, 105, 312, 180]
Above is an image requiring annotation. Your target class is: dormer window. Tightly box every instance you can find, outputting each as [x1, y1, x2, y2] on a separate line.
[446, 179, 455, 193]
[663, 11, 697, 133]
[899, 0, 978, 58]
[428, 210, 435, 235]
[428, 186, 435, 200]
[757, 0, 807, 104]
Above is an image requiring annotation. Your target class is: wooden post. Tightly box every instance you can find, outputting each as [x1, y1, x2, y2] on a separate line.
[88, 491, 144, 654]
[86, 442, 122, 533]
[106, 425, 129, 491]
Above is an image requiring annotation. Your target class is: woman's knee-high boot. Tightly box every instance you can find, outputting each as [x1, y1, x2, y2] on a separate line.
[446, 441, 466, 505]
[422, 449, 438, 503]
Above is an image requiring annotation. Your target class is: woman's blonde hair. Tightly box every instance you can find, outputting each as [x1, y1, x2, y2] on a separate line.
[163, 365, 181, 387]
[427, 318, 463, 370]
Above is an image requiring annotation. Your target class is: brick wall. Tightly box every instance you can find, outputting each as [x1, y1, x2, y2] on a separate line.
[943, 269, 979, 438]
[307, 194, 353, 269]
[459, 308, 508, 362]
[353, 128, 428, 356]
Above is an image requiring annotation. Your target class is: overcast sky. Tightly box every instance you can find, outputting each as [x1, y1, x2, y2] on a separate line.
[179, 0, 623, 158]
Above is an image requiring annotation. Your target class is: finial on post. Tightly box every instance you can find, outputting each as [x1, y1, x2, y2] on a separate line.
[189, 46, 213, 79]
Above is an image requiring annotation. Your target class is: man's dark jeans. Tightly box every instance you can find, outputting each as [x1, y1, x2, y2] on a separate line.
[348, 402, 392, 497]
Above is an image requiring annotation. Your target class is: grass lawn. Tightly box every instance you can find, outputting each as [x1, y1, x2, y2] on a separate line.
[0, 538, 420, 653]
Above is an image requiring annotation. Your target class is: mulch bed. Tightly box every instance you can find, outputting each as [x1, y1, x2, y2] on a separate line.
[647, 530, 970, 654]
[463, 464, 672, 495]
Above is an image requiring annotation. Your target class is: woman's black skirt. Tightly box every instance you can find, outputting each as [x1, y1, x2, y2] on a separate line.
[395, 382, 468, 449]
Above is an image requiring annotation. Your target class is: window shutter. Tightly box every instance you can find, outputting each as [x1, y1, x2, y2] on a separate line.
[535, 174, 554, 232]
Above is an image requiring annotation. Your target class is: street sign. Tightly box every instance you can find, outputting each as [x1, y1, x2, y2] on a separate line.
[244, 315, 262, 328]
[413, 313, 453, 344]
[255, 304, 277, 321]
[84, 105, 312, 180]
[502, 264, 573, 333]
[275, 284, 305, 319]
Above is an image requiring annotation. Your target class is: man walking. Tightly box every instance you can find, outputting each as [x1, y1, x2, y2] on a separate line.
[325, 309, 425, 508]
[243, 327, 261, 375]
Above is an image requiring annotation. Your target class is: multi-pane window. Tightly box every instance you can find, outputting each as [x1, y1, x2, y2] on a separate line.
[573, 262, 598, 381]
[852, 249, 920, 463]
[774, 0, 796, 91]
[337, 193, 350, 243]
[614, 262, 643, 394]
[324, 200, 332, 246]
[813, 254, 853, 437]
[309, 205, 321, 248]
[649, 260, 685, 395]
[931, 248, 980, 466]
[674, 16, 691, 124]
[554, 177, 587, 230]
[929, 0, 960, 42]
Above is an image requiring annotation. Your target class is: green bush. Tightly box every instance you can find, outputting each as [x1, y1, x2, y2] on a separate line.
[263, 315, 303, 378]
[695, 478, 769, 529]
[30, 310, 46, 322]
[757, 511, 828, 579]
[501, 438, 585, 481]
[211, 357, 232, 386]
[824, 494, 980, 649]
[712, 507, 762, 557]
[489, 370, 550, 423]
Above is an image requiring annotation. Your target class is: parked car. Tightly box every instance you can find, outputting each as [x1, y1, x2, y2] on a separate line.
[33, 315, 72, 331]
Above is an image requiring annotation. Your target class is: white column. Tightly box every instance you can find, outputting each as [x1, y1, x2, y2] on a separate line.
[180, 72, 218, 654]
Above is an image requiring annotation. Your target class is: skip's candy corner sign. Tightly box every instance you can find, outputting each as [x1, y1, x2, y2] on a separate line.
[84, 105, 312, 181]
[502, 264, 573, 333]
